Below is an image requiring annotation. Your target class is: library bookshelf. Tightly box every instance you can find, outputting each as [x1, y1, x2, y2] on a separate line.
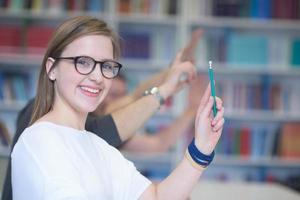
[0, 0, 299, 186]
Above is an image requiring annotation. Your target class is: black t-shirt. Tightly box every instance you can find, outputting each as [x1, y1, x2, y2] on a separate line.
[1, 99, 121, 200]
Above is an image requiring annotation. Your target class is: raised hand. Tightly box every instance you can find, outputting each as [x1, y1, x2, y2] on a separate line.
[158, 29, 203, 99]
[159, 51, 197, 99]
[194, 84, 225, 155]
[181, 29, 203, 63]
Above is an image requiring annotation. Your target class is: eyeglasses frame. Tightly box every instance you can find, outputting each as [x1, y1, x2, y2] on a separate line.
[54, 56, 122, 79]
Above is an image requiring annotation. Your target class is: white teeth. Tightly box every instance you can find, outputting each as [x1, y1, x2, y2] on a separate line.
[80, 86, 100, 94]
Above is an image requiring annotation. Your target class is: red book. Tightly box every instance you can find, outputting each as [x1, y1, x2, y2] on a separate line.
[0, 26, 22, 47]
[119, 0, 131, 13]
[66, 0, 76, 11]
[272, 0, 299, 19]
[25, 26, 55, 54]
[240, 127, 250, 156]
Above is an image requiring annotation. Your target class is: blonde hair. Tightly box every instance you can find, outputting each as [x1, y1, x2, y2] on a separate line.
[30, 16, 120, 125]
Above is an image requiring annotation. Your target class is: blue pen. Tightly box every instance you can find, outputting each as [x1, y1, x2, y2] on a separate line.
[208, 61, 217, 117]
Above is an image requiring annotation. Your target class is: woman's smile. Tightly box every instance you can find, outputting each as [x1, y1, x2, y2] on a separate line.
[79, 85, 102, 97]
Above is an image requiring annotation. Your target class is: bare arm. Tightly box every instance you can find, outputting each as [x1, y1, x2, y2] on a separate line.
[111, 52, 197, 142]
[141, 157, 203, 200]
[140, 85, 225, 200]
[111, 94, 160, 142]
[121, 73, 207, 153]
[111, 29, 203, 143]
[120, 109, 195, 153]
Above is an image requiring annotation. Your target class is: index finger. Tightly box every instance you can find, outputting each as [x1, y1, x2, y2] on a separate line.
[181, 29, 203, 62]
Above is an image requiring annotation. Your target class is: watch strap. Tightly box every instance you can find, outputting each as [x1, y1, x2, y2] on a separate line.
[144, 87, 165, 107]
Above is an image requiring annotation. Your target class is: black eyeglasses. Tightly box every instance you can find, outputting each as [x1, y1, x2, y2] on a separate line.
[55, 56, 122, 79]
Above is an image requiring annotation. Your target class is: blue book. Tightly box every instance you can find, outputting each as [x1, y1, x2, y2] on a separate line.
[250, 0, 271, 19]
[246, 85, 251, 109]
[11, 75, 27, 102]
[251, 126, 266, 158]
[217, 124, 229, 154]
[0, 73, 3, 100]
[261, 74, 270, 110]
[87, 0, 105, 12]
[120, 31, 151, 59]
[290, 38, 300, 67]
[226, 33, 268, 66]
[0, 0, 6, 7]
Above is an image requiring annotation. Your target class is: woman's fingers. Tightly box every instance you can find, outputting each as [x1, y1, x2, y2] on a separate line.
[212, 117, 225, 133]
[212, 104, 224, 126]
[215, 96, 223, 110]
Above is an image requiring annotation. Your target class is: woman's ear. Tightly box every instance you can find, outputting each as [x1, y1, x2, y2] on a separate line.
[46, 57, 56, 81]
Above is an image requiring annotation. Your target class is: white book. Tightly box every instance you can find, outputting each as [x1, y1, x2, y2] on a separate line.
[268, 35, 290, 69]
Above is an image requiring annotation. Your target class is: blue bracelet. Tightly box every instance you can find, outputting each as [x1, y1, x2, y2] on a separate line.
[188, 138, 215, 167]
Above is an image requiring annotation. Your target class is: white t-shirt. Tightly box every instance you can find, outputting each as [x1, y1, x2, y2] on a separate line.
[11, 122, 151, 200]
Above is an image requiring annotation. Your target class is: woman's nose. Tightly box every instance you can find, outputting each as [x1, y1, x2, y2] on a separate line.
[89, 63, 104, 82]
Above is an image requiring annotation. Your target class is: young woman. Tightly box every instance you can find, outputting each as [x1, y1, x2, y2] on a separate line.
[11, 16, 225, 199]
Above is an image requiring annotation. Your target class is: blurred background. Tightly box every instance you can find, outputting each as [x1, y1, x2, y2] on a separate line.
[0, 0, 300, 198]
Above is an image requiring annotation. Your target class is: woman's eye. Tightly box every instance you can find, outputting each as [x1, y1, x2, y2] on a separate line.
[102, 62, 113, 70]
[78, 60, 88, 66]
[77, 57, 92, 66]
